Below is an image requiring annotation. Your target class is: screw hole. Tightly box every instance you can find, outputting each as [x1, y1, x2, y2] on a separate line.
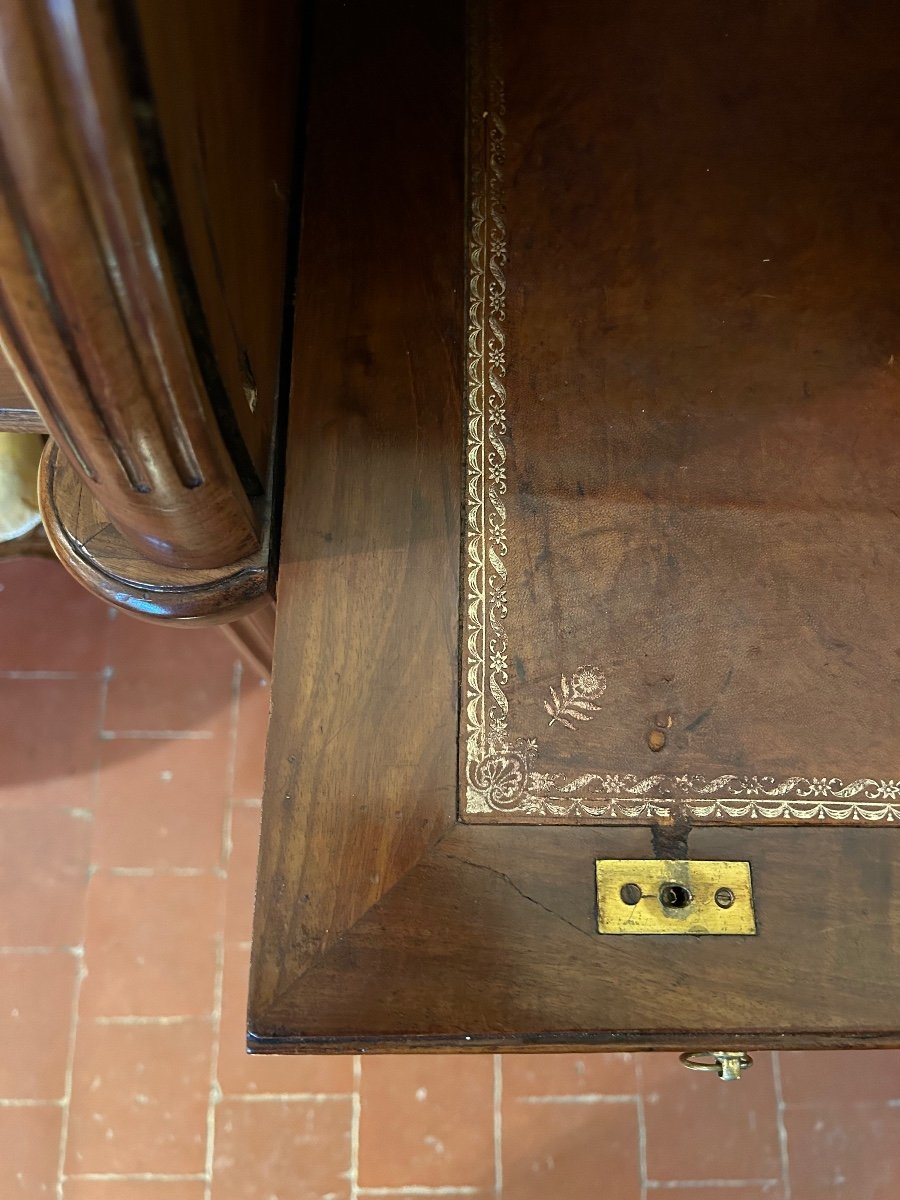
[659, 882, 692, 909]
[620, 883, 642, 906]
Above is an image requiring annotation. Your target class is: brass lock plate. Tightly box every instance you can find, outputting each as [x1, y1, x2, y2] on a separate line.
[596, 860, 756, 935]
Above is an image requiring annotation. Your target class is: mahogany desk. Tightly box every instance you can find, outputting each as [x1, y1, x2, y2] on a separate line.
[249, 0, 900, 1063]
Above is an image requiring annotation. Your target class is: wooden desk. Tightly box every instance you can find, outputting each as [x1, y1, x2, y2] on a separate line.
[250, 0, 900, 1058]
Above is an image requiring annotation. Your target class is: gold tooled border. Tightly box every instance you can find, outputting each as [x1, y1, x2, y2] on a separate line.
[462, 1, 900, 825]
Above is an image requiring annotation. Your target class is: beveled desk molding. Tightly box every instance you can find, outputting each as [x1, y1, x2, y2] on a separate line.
[461, 0, 900, 828]
[40, 439, 270, 625]
[0, 0, 258, 569]
[248, 1029, 900, 1055]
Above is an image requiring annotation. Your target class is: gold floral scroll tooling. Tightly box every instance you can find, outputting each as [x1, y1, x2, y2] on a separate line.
[462, 4, 900, 824]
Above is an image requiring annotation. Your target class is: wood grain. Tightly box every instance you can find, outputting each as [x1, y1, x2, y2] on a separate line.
[254, 824, 900, 1051]
[250, 0, 465, 1018]
[0, 0, 258, 568]
[0, 409, 46, 435]
[40, 440, 270, 624]
[132, 0, 304, 483]
[251, 0, 900, 1054]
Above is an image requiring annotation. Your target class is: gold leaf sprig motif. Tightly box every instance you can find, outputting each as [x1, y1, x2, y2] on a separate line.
[544, 665, 607, 730]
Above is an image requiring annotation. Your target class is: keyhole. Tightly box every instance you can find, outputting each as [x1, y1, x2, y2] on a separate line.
[659, 882, 692, 909]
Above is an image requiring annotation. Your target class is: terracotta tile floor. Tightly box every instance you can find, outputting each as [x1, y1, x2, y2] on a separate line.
[2, 556, 899, 1200]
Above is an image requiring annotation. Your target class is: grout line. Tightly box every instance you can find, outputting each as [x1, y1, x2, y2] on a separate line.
[99, 729, 215, 741]
[55, 643, 112, 1199]
[646, 1181, 783, 1190]
[772, 1051, 792, 1200]
[0, 1097, 65, 1107]
[517, 1093, 637, 1104]
[350, 1055, 362, 1200]
[493, 1054, 503, 1200]
[204, 660, 240, 1200]
[90, 657, 112, 807]
[220, 657, 244, 877]
[226, 660, 243, 802]
[779, 1097, 900, 1110]
[64, 1174, 208, 1182]
[55, 949, 86, 1200]
[92, 1014, 208, 1026]
[103, 866, 218, 878]
[0, 945, 83, 956]
[204, 665, 242, 1200]
[222, 1092, 355, 1102]
[0, 669, 101, 680]
[634, 1057, 649, 1200]
[203, 934, 225, 1200]
[357, 1191, 481, 1197]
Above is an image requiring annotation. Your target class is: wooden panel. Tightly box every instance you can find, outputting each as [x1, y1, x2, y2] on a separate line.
[250, 0, 465, 1017]
[132, 0, 304, 483]
[0, 0, 258, 567]
[254, 824, 900, 1051]
[251, 0, 900, 1053]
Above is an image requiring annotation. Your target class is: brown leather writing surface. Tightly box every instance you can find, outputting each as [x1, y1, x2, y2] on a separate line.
[463, 0, 900, 826]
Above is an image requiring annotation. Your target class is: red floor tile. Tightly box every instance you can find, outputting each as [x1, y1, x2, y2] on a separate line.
[780, 1049, 900, 1106]
[0, 807, 91, 946]
[503, 1051, 636, 1097]
[0, 559, 110, 673]
[0, 950, 78, 1099]
[785, 1103, 900, 1200]
[502, 1094, 641, 1200]
[0, 676, 102, 805]
[217, 944, 354, 1097]
[223, 805, 261, 944]
[104, 616, 236, 734]
[6, 532, 900, 1199]
[66, 1019, 212, 1176]
[65, 1183, 206, 1200]
[358, 1055, 494, 1189]
[212, 1097, 352, 1200]
[93, 738, 228, 871]
[79, 872, 222, 1018]
[641, 1052, 782, 1184]
[0, 1103, 62, 1198]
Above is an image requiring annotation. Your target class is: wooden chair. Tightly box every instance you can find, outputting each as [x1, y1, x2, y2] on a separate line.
[0, 0, 302, 673]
